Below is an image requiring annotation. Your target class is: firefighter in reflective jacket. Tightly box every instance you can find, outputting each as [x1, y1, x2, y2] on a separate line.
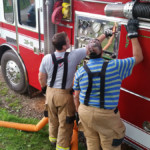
[73, 19, 143, 150]
[38, 32, 88, 150]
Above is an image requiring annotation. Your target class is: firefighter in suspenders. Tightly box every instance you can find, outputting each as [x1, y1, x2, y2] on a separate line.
[38, 32, 88, 150]
[38, 31, 111, 149]
[73, 19, 143, 150]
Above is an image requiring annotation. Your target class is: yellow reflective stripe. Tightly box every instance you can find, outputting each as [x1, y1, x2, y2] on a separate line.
[49, 137, 57, 142]
[56, 145, 70, 150]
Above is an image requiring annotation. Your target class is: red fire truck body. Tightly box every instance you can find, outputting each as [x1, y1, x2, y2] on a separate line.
[0, 0, 150, 149]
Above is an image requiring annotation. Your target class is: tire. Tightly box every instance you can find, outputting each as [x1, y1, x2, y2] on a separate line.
[1, 50, 28, 94]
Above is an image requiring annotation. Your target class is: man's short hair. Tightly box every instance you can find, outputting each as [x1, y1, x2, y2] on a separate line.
[87, 39, 102, 59]
[52, 32, 67, 51]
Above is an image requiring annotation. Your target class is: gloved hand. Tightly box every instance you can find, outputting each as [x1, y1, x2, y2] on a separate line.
[75, 112, 79, 125]
[42, 86, 47, 95]
[126, 19, 139, 39]
[104, 28, 113, 38]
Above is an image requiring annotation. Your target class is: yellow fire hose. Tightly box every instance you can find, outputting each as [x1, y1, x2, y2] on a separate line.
[0, 117, 78, 150]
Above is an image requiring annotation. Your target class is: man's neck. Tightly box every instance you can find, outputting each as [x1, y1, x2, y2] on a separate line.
[56, 49, 66, 53]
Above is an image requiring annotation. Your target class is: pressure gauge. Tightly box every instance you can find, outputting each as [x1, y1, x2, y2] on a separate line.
[79, 28, 83, 34]
[79, 20, 83, 27]
[78, 43, 82, 48]
[92, 22, 101, 33]
[84, 29, 88, 35]
[82, 21, 88, 29]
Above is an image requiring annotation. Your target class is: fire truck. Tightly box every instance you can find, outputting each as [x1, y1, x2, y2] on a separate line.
[0, 0, 150, 149]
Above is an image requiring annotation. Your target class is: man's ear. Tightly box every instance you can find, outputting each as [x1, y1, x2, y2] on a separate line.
[62, 45, 66, 50]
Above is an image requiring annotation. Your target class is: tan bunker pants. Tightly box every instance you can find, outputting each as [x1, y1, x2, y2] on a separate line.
[78, 104, 125, 150]
[46, 87, 75, 149]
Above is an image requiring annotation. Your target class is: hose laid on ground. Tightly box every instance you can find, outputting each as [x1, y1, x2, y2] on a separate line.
[0, 118, 78, 150]
[0, 117, 48, 132]
[71, 122, 78, 150]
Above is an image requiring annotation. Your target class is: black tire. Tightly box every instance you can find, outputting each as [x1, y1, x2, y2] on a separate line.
[1, 50, 28, 94]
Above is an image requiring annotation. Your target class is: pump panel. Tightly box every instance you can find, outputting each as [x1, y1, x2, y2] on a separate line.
[74, 11, 122, 60]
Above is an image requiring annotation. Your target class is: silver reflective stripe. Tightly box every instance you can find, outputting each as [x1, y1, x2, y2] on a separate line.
[121, 87, 150, 101]
[79, 0, 122, 4]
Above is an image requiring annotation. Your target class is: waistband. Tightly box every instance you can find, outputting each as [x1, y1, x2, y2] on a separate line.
[47, 86, 72, 94]
[80, 103, 118, 114]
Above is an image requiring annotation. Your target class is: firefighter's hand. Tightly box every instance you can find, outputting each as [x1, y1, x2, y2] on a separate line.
[127, 19, 139, 39]
[42, 86, 47, 95]
[75, 112, 79, 125]
[104, 28, 113, 38]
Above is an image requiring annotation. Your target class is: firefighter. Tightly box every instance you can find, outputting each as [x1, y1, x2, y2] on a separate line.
[38, 30, 114, 149]
[38, 32, 87, 150]
[73, 19, 143, 150]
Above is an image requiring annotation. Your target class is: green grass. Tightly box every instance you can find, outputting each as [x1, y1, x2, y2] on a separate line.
[0, 109, 55, 150]
[0, 109, 86, 150]
[0, 87, 9, 96]
[0, 80, 86, 150]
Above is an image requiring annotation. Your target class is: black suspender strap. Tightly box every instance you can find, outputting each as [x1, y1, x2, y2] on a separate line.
[62, 52, 69, 89]
[83, 61, 109, 107]
[50, 52, 69, 89]
[83, 64, 93, 106]
[50, 53, 58, 87]
[100, 61, 109, 108]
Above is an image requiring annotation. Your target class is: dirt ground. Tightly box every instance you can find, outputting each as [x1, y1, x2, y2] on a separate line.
[0, 67, 136, 150]
[0, 67, 46, 120]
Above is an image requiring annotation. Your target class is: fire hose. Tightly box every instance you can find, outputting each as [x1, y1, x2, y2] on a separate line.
[105, 1, 150, 21]
[52, 0, 63, 24]
[0, 117, 78, 150]
[51, 0, 70, 24]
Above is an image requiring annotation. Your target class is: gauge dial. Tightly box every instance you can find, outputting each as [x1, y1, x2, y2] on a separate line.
[79, 20, 83, 27]
[79, 28, 83, 34]
[78, 43, 82, 48]
[82, 21, 88, 29]
[92, 22, 101, 33]
[84, 29, 88, 35]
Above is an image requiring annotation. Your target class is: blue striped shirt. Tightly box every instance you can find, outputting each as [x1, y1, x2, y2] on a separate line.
[73, 57, 135, 109]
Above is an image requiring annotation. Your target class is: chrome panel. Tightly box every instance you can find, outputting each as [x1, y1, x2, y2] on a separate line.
[75, 11, 122, 60]
[76, 11, 150, 31]
[38, 8, 41, 54]
[44, 0, 55, 54]
[13, 0, 19, 53]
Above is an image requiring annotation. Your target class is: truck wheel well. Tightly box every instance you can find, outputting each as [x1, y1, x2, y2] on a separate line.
[0, 45, 10, 65]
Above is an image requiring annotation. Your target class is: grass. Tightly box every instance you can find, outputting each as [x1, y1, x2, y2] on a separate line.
[0, 109, 86, 150]
[0, 109, 55, 150]
[0, 80, 86, 150]
[0, 87, 9, 96]
[0, 81, 23, 112]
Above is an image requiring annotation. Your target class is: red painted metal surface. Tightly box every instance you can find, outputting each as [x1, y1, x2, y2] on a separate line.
[0, 22, 44, 90]
[19, 46, 43, 90]
[118, 26, 150, 98]
[118, 25, 150, 133]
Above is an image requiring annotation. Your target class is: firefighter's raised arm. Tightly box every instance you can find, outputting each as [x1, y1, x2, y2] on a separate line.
[96, 27, 114, 43]
[126, 19, 144, 65]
